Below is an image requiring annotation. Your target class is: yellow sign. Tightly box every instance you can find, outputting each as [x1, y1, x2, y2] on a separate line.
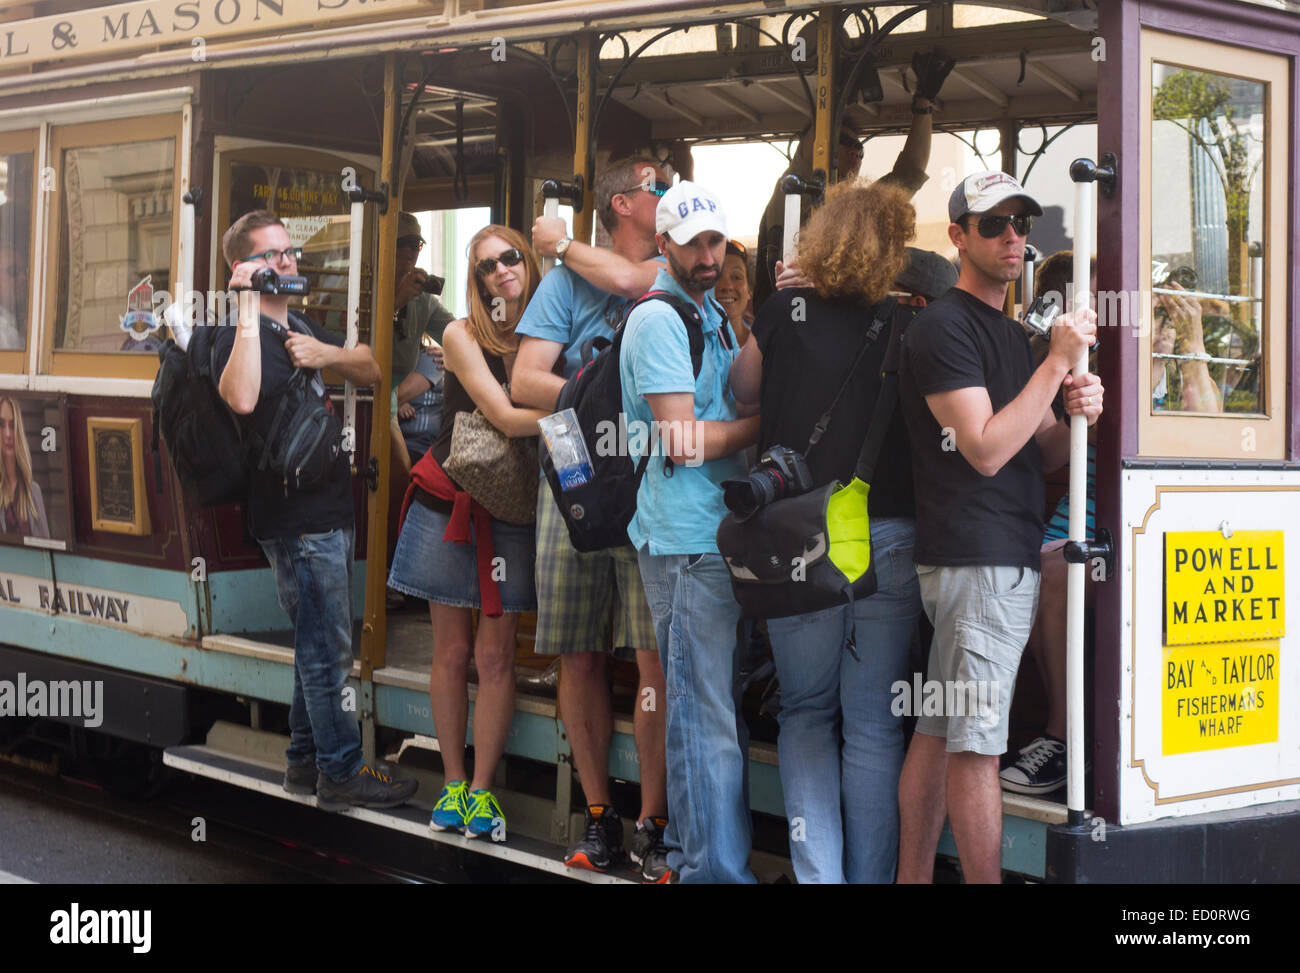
[1162, 640, 1279, 754]
[0, 0, 437, 72]
[1164, 530, 1284, 645]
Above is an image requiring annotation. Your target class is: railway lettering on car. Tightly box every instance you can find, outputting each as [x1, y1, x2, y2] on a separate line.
[37, 583, 131, 623]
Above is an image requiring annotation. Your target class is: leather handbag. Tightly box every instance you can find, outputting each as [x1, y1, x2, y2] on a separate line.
[442, 383, 539, 525]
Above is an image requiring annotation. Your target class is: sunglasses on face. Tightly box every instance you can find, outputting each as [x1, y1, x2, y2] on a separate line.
[396, 235, 425, 253]
[966, 214, 1033, 239]
[475, 247, 525, 277]
[618, 179, 670, 198]
[240, 246, 302, 265]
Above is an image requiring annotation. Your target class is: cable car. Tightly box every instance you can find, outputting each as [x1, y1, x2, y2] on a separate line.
[0, 0, 1296, 883]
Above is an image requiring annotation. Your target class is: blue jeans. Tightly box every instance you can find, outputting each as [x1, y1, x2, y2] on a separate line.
[766, 517, 920, 884]
[258, 528, 364, 783]
[637, 550, 754, 884]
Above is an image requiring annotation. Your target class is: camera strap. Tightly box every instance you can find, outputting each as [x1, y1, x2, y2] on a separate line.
[803, 297, 896, 461]
[853, 304, 913, 484]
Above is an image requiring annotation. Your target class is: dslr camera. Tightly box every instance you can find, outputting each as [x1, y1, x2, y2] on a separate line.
[249, 267, 310, 297]
[723, 445, 815, 521]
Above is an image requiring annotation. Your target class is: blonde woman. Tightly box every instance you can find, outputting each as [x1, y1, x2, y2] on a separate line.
[388, 225, 548, 841]
[0, 396, 49, 539]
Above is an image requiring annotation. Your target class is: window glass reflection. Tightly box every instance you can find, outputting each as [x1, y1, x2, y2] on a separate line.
[1151, 65, 1265, 414]
[0, 151, 34, 351]
[55, 137, 174, 353]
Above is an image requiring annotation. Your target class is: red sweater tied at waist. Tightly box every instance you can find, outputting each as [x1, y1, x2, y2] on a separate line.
[400, 450, 504, 618]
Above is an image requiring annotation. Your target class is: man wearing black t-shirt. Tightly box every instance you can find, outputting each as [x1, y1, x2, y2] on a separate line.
[895, 173, 1103, 884]
[215, 210, 416, 812]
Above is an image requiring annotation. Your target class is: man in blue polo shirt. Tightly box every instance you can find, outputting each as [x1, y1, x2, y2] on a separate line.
[620, 181, 760, 883]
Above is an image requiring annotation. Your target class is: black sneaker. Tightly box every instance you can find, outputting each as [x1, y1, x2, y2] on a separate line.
[564, 805, 624, 872]
[283, 761, 317, 795]
[316, 764, 418, 812]
[629, 816, 671, 884]
[1000, 736, 1068, 795]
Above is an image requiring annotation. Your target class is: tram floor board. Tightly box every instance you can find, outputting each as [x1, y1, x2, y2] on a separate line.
[162, 744, 635, 884]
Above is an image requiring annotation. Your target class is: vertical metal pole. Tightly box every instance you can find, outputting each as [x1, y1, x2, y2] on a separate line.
[1066, 179, 1093, 825]
[541, 196, 559, 275]
[344, 199, 364, 468]
[361, 53, 400, 681]
[572, 33, 595, 245]
[812, 8, 835, 185]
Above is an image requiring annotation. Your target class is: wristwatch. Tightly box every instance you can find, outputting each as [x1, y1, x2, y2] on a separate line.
[555, 236, 573, 259]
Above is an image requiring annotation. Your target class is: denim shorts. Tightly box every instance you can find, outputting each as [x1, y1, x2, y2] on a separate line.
[388, 501, 537, 613]
[913, 563, 1040, 755]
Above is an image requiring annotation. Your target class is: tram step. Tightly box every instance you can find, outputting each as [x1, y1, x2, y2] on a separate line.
[162, 743, 635, 884]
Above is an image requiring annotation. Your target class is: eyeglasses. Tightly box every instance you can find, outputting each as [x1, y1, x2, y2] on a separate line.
[475, 247, 525, 277]
[618, 180, 670, 198]
[240, 246, 302, 265]
[964, 214, 1033, 239]
[397, 235, 425, 253]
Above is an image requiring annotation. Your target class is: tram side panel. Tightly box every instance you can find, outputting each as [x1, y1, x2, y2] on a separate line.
[1118, 468, 1297, 825]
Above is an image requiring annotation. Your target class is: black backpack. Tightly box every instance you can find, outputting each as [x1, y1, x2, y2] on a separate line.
[540, 290, 725, 552]
[151, 321, 248, 507]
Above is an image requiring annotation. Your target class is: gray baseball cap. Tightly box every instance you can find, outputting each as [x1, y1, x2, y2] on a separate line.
[895, 247, 958, 302]
[948, 170, 1043, 223]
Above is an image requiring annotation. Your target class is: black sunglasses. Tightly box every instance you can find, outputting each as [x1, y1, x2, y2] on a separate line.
[965, 214, 1033, 239]
[475, 247, 525, 277]
[618, 179, 670, 197]
[396, 235, 425, 252]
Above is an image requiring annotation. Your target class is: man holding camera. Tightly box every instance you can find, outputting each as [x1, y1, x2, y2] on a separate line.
[619, 182, 759, 883]
[895, 173, 1103, 883]
[215, 209, 418, 811]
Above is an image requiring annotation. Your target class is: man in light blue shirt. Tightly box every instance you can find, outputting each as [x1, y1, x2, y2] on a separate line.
[620, 181, 759, 883]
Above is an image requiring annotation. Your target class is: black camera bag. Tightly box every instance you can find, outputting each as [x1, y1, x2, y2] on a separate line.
[248, 313, 346, 495]
[717, 300, 909, 630]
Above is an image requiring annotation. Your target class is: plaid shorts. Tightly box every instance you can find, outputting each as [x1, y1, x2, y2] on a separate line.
[532, 486, 656, 659]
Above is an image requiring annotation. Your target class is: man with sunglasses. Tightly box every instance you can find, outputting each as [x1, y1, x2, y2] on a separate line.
[214, 209, 418, 812]
[387, 213, 454, 599]
[895, 172, 1103, 884]
[512, 157, 672, 882]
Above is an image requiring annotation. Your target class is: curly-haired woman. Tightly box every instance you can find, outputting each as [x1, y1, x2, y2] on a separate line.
[729, 181, 921, 883]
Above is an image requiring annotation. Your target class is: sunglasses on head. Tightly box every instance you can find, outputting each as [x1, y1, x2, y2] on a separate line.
[475, 247, 525, 277]
[619, 179, 670, 198]
[965, 213, 1033, 239]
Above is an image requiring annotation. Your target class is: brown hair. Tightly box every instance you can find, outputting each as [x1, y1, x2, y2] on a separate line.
[1035, 249, 1096, 304]
[797, 181, 915, 303]
[465, 225, 540, 358]
[593, 156, 660, 233]
[221, 210, 284, 268]
[0, 396, 38, 527]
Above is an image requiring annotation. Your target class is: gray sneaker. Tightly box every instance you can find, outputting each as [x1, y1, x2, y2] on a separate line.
[317, 764, 418, 812]
[283, 761, 317, 794]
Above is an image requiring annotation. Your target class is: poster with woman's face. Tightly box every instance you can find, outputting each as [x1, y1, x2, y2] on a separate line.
[0, 392, 71, 550]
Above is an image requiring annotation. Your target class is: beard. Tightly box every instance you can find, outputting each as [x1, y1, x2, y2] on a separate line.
[665, 247, 719, 294]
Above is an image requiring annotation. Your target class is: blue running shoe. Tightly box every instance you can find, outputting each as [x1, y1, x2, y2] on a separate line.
[430, 780, 469, 832]
[465, 789, 506, 841]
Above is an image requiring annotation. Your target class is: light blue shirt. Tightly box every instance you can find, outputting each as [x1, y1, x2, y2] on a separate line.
[620, 267, 746, 555]
[516, 259, 664, 380]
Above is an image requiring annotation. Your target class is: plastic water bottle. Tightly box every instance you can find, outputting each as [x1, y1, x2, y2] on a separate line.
[538, 409, 594, 490]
